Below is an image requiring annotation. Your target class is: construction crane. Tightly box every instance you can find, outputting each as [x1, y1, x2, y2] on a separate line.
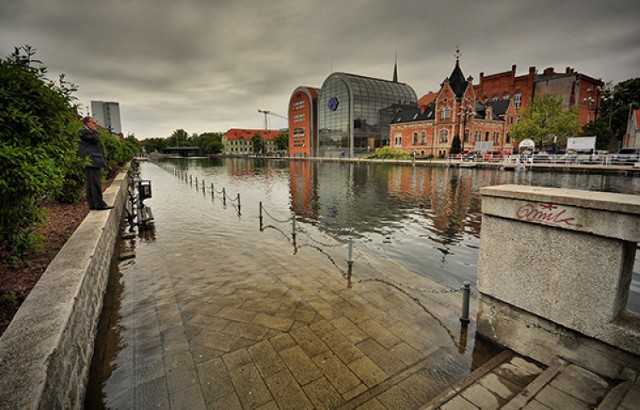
[257, 109, 287, 130]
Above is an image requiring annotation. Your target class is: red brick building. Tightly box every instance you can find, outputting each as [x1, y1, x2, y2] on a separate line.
[390, 58, 517, 156]
[288, 86, 320, 158]
[475, 65, 604, 127]
[392, 60, 604, 156]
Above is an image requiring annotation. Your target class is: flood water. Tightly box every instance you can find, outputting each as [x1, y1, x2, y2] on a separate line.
[160, 158, 640, 310]
[86, 158, 640, 408]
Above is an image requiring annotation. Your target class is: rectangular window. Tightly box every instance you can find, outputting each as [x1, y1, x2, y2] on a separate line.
[514, 93, 522, 109]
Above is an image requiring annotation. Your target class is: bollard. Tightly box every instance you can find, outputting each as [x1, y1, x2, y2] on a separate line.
[347, 238, 354, 287]
[202, 180, 205, 192]
[189, 175, 192, 185]
[237, 193, 241, 212]
[222, 188, 226, 205]
[210, 183, 214, 196]
[291, 216, 297, 242]
[460, 281, 471, 324]
[195, 177, 198, 187]
[259, 201, 263, 228]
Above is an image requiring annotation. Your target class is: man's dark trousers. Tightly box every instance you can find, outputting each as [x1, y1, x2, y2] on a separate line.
[85, 167, 108, 209]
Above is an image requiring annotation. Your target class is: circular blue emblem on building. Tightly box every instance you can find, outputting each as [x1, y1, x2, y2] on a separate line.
[327, 96, 339, 111]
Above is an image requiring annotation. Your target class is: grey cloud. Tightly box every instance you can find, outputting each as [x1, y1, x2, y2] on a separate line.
[1, 0, 638, 138]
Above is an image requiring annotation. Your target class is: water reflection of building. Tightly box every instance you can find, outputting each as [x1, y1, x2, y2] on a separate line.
[287, 161, 483, 242]
[288, 71, 418, 159]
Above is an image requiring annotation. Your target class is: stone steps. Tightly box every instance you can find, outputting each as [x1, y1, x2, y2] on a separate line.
[422, 349, 640, 409]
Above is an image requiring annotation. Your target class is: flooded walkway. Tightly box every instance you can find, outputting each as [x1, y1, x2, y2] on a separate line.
[87, 162, 499, 408]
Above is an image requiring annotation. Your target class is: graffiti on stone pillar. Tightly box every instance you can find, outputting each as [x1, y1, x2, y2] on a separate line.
[515, 203, 582, 228]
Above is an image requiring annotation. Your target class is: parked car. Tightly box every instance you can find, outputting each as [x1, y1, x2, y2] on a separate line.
[492, 150, 510, 159]
[531, 151, 551, 163]
[461, 150, 480, 161]
[611, 148, 640, 165]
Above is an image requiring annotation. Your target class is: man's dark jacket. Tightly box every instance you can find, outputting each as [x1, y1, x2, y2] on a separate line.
[78, 127, 108, 168]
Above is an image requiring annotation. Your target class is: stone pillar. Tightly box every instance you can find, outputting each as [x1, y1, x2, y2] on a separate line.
[477, 185, 640, 378]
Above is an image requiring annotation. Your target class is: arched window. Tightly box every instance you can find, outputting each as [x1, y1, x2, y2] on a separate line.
[413, 132, 418, 145]
[503, 93, 510, 100]
[420, 131, 426, 145]
[485, 131, 490, 141]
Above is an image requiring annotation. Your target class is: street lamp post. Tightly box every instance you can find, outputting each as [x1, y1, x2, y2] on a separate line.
[458, 105, 472, 152]
[583, 86, 601, 122]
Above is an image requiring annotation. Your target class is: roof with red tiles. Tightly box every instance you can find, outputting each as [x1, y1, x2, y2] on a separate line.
[225, 129, 280, 141]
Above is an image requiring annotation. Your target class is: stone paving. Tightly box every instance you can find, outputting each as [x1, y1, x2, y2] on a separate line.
[88, 163, 496, 409]
[98, 226, 488, 409]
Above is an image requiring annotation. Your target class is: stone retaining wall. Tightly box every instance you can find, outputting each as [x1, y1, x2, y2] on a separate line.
[0, 171, 129, 409]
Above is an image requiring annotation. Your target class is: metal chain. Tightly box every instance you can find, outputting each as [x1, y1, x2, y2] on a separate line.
[296, 226, 345, 248]
[261, 206, 294, 224]
[353, 250, 462, 294]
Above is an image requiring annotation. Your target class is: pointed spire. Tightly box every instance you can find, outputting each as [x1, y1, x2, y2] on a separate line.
[393, 52, 398, 82]
[449, 45, 467, 98]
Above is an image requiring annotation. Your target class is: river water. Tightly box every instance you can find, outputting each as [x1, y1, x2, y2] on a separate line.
[156, 157, 640, 312]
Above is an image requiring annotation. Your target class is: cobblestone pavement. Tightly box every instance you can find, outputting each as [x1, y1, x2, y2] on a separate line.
[91, 163, 492, 409]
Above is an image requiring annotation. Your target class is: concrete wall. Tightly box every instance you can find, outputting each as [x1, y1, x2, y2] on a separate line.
[477, 185, 640, 378]
[0, 171, 129, 409]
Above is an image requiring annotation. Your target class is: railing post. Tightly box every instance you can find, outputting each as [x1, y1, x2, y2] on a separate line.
[460, 281, 471, 324]
[259, 201, 263, 229]
[222, 188, 226, 205]
[237, 193, 241, 212]
[291, 216, 296, 242]
[347, 238, 354, 287]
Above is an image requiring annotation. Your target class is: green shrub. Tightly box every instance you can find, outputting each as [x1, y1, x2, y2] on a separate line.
[363, 146, 411, 159]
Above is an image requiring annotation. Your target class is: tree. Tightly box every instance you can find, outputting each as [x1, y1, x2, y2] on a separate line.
[252, 133, 265, 155]
[509, 94, 580, 151]
[599, 78, 640, 143]
[196, 132, 224, 154]
[450, 135, 462, 155]
[580, 119, 615, 150]
[143, 137, 168, 153]
[168, 129, 189, 146]
[275, 132, 289, 153]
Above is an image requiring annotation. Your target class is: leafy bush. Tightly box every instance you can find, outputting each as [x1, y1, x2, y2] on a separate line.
[363, 146, 411, 159]
[0, 45, 83, 255]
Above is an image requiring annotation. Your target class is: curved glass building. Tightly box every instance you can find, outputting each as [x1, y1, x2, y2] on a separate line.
[317, 73, 417, 157]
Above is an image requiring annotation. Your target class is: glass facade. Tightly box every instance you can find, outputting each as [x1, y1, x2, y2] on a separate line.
[318, 73, 417, 157]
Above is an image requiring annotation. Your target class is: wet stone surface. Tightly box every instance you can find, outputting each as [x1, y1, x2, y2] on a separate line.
[86, 162, 496, 409]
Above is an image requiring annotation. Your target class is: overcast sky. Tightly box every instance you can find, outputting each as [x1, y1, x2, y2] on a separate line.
[1, 0, 638, 139]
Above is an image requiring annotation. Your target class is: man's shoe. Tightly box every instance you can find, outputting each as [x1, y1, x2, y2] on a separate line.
[95, 206, 114, 211]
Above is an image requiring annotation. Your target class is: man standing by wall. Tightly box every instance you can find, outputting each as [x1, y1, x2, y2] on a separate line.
[78, 116, 112, 210]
